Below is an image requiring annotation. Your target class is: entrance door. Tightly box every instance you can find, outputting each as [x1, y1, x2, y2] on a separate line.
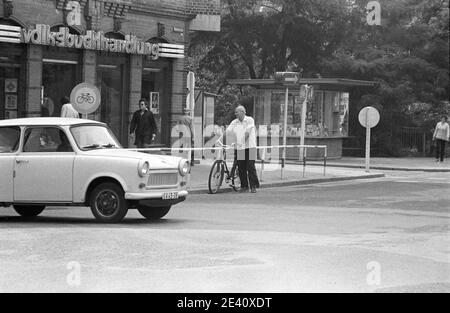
[42, 62, 77, 117]
[141, 62, 171, 145]
[97, 64, 125, 143]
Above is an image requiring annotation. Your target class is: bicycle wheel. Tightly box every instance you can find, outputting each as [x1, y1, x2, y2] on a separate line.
[231, 165, 241, 192]
[208, 160, 224, 194]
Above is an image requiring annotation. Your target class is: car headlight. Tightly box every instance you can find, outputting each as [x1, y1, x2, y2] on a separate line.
[138, 161, 150, 177]
[178, 159, 190, 177]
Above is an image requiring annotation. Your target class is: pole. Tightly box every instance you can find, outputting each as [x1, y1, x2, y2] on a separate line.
[282, 86, 289, 179]
[260, 148, 265, 182]
[299, 85, 308, 161]
[365, 109, 370, 172]
[302, 146, 306, 178]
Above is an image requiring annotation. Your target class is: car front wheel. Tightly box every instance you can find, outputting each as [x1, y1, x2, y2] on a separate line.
[13, 205, 45, 217]
[90, 182, 128, 223]
[138, 206, 171, 220]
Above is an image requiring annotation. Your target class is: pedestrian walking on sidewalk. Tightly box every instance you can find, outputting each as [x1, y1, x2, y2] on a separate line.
[432, 115, 449, 163]
[225, 105, 260, 193]
[130, 99, 158, 148]
[60, 96, 79, 118]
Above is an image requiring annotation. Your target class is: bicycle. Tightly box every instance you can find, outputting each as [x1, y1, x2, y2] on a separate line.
[208, 144, 241, 194]
[76, 93, 95, 105]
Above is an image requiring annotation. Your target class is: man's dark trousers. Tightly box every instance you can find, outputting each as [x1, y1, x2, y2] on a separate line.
[436, 139, 446, 161]
[236, 148, 259, 189]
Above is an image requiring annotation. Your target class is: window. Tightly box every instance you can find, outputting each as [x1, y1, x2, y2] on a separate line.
[23, 127, 73, 153]
[0, 126, 20, 153]
[71, 125, 121, 150]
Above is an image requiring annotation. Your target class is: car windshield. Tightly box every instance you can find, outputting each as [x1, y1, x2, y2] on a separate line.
[0, 126, 21, 153]
[71, 125, 122, 150]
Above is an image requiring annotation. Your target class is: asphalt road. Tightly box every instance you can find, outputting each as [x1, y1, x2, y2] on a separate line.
[0, 171, 449, 293]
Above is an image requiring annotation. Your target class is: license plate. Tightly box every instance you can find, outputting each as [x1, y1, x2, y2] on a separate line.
[162, 192, 179, 200]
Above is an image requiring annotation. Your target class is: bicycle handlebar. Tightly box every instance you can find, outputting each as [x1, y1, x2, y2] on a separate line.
[216, 140, 236, 149]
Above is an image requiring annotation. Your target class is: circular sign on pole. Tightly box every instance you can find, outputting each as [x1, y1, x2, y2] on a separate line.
[358, 106, 380, 128]
[70, 82, 101, 115]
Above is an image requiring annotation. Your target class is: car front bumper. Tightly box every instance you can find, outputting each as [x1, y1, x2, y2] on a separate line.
[125, 190, 188, 201]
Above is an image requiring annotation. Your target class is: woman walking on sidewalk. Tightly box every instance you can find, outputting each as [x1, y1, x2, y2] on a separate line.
[432, 115, 450, 163]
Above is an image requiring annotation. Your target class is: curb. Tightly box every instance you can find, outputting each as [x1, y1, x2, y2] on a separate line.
[187, 173, 385, 195]
[303, 163, 450, 172]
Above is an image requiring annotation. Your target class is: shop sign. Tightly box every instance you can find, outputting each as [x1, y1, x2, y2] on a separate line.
[5, 94, 17, 110]
[150, 92, 159, 114]
[4, 79, 17, 93]
[21, 25, 161, 59]
[70, 82, 101, 115]
[5, 110, 17, 119]
[0, 23, 185, 59]
[275, 72, 300, 85]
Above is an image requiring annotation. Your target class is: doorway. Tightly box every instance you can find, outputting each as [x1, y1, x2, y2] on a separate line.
[96, 55, 128, 144]
[42, 61, 77, 117]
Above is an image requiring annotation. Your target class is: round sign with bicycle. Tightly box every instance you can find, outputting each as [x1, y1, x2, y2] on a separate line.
[70, 82, 101, 115]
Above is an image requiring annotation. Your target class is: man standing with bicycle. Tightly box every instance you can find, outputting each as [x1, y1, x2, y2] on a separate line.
[225, 105, 259, 193]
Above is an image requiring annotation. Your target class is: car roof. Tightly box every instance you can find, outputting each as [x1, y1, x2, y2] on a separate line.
[0, 117, 106, 127]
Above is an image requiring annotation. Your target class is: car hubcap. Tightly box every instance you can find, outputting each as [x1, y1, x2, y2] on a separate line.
[96, 190, 119, 217]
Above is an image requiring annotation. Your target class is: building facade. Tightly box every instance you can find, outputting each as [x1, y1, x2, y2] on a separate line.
[0, 0, 220, 147]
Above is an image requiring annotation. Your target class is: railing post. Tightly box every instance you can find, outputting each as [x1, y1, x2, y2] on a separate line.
[323, 146, 327, 176]
[187, 148, 191, 186]
[260, 147, 265, 182]
[303, 146, 306, 177]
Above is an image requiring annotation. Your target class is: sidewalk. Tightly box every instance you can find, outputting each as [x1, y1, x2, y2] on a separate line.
[305, 157, 450, 172]
[186, 159, 384, 194]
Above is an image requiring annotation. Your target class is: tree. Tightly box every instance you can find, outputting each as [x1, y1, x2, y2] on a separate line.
[188, 0, 351, 124]
[188, 0, 449, 155]
[321, 0, 449, 155]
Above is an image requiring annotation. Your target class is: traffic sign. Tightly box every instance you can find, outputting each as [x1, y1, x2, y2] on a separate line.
[70, 82, 101, 115]
[275, 72, 300, 85]
[358, 106, 380, 172]
[358, 106, 380, 128]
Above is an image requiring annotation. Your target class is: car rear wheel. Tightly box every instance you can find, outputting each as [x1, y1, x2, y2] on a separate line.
[138, 206, 171, 220]
[90, 182, 128, 223]
[13, 205, 45, 218]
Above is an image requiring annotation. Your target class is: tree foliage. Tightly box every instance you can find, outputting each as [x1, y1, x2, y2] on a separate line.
[188, 0, 449, 154]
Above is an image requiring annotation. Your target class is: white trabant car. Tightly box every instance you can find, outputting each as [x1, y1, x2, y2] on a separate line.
[0, 117, 189, 222]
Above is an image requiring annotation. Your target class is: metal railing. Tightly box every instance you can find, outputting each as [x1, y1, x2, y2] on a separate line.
[124, 144, 328, 179]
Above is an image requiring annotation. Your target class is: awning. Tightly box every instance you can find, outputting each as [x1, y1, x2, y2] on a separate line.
[228, 78, 377, 87]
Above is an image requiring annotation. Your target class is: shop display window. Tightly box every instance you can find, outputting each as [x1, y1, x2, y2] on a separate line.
[0, 55, 21, 120]
[262, 89, 349, 138]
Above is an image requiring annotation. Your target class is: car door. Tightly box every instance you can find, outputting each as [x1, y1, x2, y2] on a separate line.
[0, 126, 21, 202]
[14, 126, 75, 202]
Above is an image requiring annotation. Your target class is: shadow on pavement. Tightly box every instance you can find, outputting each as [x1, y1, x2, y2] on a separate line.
[0, 215, 188, 227]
